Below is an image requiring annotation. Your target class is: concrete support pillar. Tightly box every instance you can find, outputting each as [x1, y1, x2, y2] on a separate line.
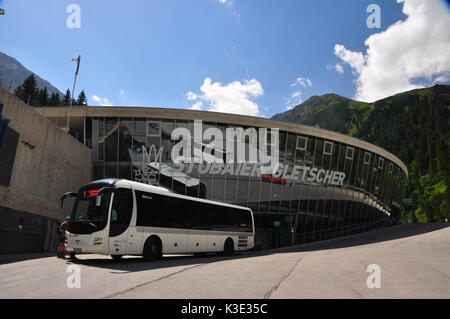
[44, 219, 54, 252]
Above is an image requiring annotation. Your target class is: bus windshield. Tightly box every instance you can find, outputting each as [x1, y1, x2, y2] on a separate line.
[69, 191, 112, 234]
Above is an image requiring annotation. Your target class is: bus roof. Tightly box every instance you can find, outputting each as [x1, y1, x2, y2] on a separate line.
[79, 178, 120, 191]
[114, 179, 170, 193]
[116, 179, 252, 212]
[82, 178, 252, 212]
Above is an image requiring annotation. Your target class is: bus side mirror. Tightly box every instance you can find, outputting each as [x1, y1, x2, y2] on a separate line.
[59, 192, 78, 209]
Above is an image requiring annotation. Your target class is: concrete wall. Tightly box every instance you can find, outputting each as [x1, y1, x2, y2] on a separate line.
[0, 86, 91, 221]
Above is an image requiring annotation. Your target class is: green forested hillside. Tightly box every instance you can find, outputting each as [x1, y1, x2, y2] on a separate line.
[272, 85, 450, 222]
[272, 93, 369, 135]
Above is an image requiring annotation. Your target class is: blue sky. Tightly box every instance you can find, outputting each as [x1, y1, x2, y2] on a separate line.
[0, 0, 449, 117]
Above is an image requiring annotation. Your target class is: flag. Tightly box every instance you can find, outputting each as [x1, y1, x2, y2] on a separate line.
[72, 55, 81, 76]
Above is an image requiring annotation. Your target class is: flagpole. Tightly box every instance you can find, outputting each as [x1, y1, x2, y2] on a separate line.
[65, 55, 80, 133]
[65, 73, 77, 132]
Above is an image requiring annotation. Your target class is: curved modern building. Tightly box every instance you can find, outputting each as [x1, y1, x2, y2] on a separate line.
[40, 106, 408, 249]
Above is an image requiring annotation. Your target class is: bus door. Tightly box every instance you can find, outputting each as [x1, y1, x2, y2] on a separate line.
[108, 188, 133, 255]
[125, 188, 142, 254]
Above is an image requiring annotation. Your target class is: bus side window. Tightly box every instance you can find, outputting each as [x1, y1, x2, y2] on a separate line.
[172, 197, 187, 228]
[190, 201, 202, 229]
[236, 210, 252, 232]
[184, 200, 193, 229]
[136, 191, 187, 229]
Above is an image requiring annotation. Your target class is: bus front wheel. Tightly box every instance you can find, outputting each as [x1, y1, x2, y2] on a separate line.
[143, 237, 162, 261]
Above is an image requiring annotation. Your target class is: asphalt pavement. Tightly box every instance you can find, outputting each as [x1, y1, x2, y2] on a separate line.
[0, 223, 448, 299]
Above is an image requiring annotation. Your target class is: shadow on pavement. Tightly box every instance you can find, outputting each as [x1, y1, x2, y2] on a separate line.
[63, 223, 449, 273]
[273, 223, 449, 254]
[66, 254, 226, 273]
[1, 223, 448, 270]
[0, 252, 56, 265]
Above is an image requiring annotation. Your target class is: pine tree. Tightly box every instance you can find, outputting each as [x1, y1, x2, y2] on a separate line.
[48, 93, 55, 106]
[37, 87, 49, 107]
[49, 92, 62, 106]
[63, 89, 72, 106]
[14, 74, 38, 106]
[76, 90, 87, 106]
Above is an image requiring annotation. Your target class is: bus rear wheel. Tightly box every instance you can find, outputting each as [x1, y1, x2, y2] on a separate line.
[143, 237, 162, 261]
[223, 238, 234, 256]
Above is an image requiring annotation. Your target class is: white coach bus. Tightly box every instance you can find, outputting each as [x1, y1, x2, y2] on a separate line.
[60, 179, 254, 261]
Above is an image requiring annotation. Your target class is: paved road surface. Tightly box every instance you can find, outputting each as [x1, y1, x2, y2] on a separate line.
[0, 223, 449, 299]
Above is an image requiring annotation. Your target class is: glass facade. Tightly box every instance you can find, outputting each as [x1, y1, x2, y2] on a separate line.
[87, 116, 407, 249]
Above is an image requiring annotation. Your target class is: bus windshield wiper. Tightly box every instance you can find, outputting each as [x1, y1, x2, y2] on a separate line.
[75, 219, 98, 228]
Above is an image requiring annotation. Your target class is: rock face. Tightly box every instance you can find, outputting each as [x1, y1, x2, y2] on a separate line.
[0, 51, 63, 95]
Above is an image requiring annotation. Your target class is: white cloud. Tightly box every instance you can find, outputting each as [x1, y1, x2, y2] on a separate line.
[334, 45, 365, 74]
[286, 76, 312, 108]
[218, 0, 232, 6]
[100, 99, 112, 106]
[285, 106, 293, 111]
[335, 63, 344, 74]
[190, 101, 203, 110]
[187, 77, 264, 116]
[216, 0, 240, 19]
[291, 77, 312, 88]
[185, 91, 198, 101]
[335, 0, 450, 102]
[287, 90, 302, 107]
[291, 91, 301, 98]
[92, 94, 112, 106]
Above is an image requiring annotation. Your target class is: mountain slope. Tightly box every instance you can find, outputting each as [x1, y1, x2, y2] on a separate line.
[0, 51, 63, 96]
[272, 93, 369, 135]
[272, 85, 450, 222]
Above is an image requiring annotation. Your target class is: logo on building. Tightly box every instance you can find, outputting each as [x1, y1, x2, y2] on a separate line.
[171, 120, 280, 170]
[134, 165, 159, 185]
[133, 144, 162, 185]
[0, 104, 11, 152]
[130, 120, 346, 187]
